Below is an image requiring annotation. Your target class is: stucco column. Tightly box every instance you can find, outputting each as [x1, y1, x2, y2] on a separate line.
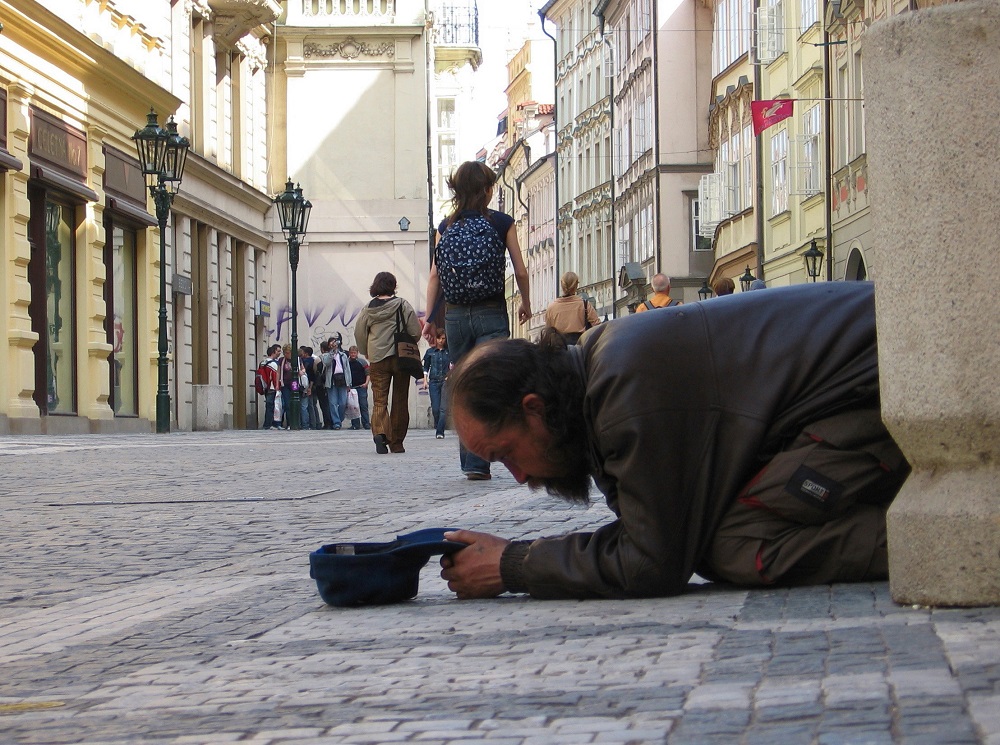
[865, 0, 1000, 606]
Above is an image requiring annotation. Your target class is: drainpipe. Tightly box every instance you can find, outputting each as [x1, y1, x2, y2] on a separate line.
[650, 3, 662, 277]
[595, 3, 617, 317]
[822, 10, 835, 282]
[425, 0, 435, 267]
[753, 0, 766, 281]
[539, 9, 560, 285]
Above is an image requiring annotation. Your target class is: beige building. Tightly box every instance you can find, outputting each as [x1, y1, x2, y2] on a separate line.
[272, 0, 435, 426]
[599, 0, 714, 313]
[488, 37, 555, 341]
[539, 0, 615, 320]
[701, 0, 758, 292]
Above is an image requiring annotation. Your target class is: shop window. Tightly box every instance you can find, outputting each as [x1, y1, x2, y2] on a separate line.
[109, 225, 139, 416]
[43, 201, 77, 414]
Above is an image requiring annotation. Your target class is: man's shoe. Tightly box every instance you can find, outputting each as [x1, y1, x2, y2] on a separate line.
[333, 425, 341, 430]
[435, 434, 445, 439]
[390, 446, 405, 454]
[465, 472, 491, 481]
[374, 434, 389, 454]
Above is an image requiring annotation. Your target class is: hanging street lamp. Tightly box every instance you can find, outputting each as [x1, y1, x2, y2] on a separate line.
[803, 239, 824, 282]
[273, 180, 312, 430]
[133, 108, 189, 433]
[739, 265, 756, 293]
[698, 279, 713, 301]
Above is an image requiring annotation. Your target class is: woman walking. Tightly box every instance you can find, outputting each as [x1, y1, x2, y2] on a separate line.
[355, 271, 421, 454]
[545, 271, 601, 345]
[423, 161, 531, 480]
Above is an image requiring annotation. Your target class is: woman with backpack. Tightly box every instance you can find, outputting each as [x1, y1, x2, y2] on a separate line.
[423, 161, 531, 480]
[545, 271, 601, 345]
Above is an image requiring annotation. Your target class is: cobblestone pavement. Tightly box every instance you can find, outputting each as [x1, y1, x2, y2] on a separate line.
[1, 430, 998, 745]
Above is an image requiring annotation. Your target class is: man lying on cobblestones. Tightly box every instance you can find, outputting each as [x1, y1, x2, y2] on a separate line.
[440, 282, 910, 600]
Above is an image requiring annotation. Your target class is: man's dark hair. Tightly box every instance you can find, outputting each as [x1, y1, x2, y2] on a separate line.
[448, 332, 591, 502]
[369, 272, 397, 297]
[266, 344, 281, 356]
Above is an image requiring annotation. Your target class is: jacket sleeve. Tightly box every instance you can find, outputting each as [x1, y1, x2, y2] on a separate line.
[404, 301, 421, 339]
[585, 301, 601, 327]
[355, 311, 369, 357]
[503, 407, 715, 599]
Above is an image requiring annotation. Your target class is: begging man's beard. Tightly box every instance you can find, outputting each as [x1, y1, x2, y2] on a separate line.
[528, 427, 593, 505]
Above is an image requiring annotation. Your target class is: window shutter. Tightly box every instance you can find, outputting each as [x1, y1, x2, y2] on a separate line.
[698, 173, 725, 237]
[754, 5, 780, 64]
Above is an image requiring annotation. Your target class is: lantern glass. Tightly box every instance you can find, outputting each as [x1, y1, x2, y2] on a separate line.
[275, 179, 298, 237]
[739, 266, 756, 293]
[803, 240, 824, 280]
[132, 109, 168, 181]
[161, 118, 190, 192]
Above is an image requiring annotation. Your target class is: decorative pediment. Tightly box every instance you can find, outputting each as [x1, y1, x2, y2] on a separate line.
[208, 0, 281, 49]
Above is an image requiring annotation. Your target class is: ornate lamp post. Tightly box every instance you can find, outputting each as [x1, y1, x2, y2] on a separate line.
[698, 279, 713, 301]
[132, 109, 189, 433]
[803, 239, 824, 282]
[739, 265, 756, 293]
[273, 179, 312, 430]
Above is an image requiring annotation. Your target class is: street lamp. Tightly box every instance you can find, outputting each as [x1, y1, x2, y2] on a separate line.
[739, 265, 756, 293]
[274, 179, 312, 430]
[803, 239, 824, 282]
[698, 279, 713, 301]
[133, 108, 189, 433]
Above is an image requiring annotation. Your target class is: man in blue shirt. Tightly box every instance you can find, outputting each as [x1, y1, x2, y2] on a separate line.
[422, 330, 451, 439]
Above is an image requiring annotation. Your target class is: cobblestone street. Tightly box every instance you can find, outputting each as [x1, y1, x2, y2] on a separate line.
[1, 430, 998, 744]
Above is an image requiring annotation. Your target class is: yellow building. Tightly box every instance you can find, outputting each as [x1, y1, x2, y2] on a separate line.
[0, 0, 186, 433]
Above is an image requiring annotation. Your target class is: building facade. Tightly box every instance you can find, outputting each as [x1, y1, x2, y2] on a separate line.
[0, 0, 276, 434]
[539, 0, 615, 320]
[601, 0, 714, 313]
[274, 0, 434, 426]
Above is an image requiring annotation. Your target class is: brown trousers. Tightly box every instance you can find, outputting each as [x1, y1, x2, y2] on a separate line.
[705, 408, 910, 587]
[368, 356, 412, 451]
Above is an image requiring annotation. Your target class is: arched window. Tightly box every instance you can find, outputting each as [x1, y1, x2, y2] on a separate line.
[845, 246, 867, 281]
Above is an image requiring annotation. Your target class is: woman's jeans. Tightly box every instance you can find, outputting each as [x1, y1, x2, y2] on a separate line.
[428, 379, 446, 436]
[445, 300, 510, 475]
[280, 386, 292, 428]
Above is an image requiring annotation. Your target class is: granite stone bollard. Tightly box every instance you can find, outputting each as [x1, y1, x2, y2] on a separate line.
[865, 0, 1000, 606]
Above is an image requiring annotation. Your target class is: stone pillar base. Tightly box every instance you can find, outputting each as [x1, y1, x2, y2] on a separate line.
[888, 470, 1000, 606]
[866, 0, 1000, 607]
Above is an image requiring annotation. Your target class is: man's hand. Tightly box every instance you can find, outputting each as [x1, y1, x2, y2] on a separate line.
[440, 530, 510, 599]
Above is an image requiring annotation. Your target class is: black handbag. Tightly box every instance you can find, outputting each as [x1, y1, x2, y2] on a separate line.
[394, 305, 424, 380]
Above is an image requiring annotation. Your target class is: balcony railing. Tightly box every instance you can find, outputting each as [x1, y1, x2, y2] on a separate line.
[435, 2, 478, 47]
[299, 0, 395, 20]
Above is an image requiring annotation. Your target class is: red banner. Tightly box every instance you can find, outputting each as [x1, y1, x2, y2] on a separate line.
[751, 99, 795, 136]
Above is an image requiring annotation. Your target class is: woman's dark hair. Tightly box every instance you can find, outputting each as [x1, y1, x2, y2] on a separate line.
[447, 332, 585, 443]
[445, 161, 497, 227]
[369, 271, 397, 297]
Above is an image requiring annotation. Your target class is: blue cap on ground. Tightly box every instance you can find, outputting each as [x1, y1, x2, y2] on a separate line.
[309, 528, 466, 607]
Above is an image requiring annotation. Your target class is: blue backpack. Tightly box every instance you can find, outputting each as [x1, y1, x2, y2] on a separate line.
[435, 213, 506, 304]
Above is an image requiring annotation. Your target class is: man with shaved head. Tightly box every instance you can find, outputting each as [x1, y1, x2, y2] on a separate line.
[439, 283, 910, 600]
